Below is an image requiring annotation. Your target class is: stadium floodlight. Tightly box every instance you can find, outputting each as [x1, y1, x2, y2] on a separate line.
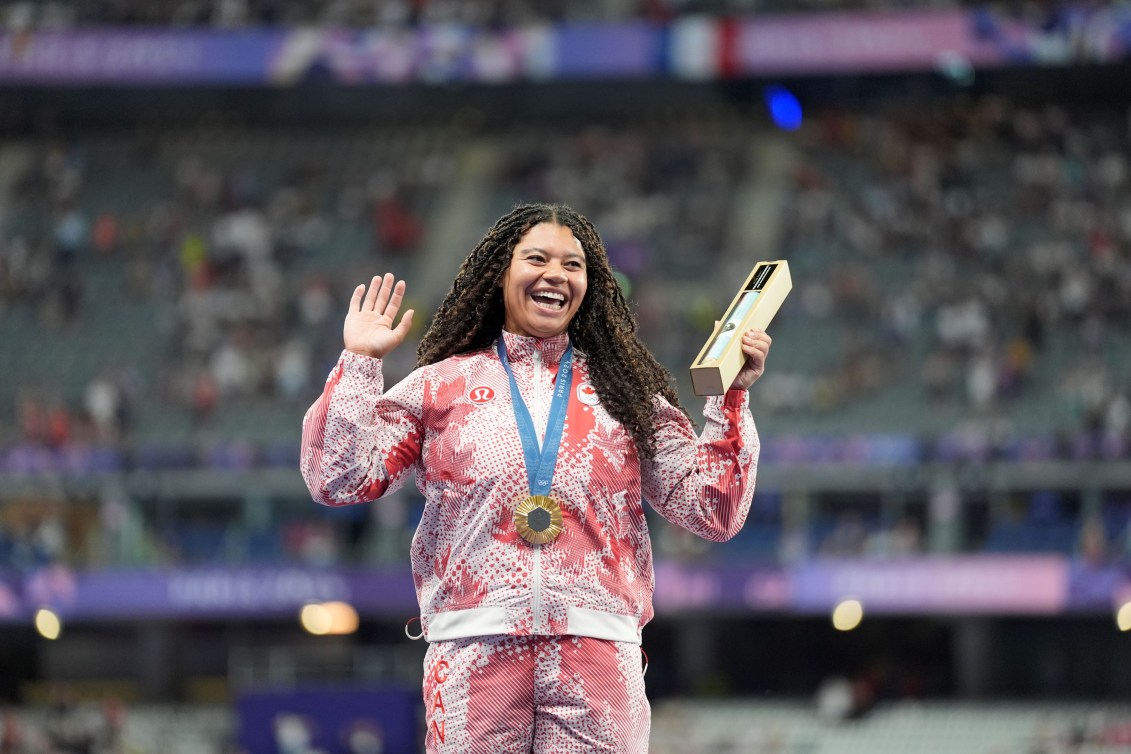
[35, 608, 62, 640]
[300, 603, 333, 636]
[832, 599, 864, 631]
[764, 85, 803, 131]
[1117, 602, 1131, 632]
[322, 601, 360, 635]
[300, 601, 360, 636]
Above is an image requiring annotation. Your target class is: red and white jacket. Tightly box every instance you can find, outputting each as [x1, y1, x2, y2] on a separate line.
[301, 331, 758, 645]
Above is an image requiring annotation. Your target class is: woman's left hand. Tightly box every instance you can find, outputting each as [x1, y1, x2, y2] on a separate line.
[729, 328, 773, 390]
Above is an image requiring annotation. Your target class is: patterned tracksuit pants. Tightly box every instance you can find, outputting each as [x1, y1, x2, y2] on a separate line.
[422, 635, 650, 753]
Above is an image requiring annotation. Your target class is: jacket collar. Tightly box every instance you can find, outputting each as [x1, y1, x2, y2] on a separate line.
[500, 330, 571, 363]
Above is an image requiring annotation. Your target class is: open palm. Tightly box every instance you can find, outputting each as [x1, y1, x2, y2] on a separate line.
[343, 273, 415, 359]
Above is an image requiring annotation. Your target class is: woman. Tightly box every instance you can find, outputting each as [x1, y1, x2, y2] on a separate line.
[300, 203, 771, 753]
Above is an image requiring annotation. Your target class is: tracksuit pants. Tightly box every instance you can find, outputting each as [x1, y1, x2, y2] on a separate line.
[422, 634, 650, 753]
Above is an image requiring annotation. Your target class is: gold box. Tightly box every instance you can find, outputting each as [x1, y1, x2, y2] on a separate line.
[689, 260, 792, 396]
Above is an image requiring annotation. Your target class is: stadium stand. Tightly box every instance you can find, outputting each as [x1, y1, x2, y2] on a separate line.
[2, 99, 1129, 571]
[2, 2, 1131, 749]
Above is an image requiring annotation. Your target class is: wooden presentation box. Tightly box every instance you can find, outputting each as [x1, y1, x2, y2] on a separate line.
[689, 260, 792, 396]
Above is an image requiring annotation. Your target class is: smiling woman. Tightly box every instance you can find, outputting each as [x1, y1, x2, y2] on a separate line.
[300, 202, 773, 753]
[500, 222, 588, 338]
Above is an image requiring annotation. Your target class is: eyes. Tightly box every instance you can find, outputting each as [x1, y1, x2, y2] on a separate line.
[521, 252, 585, 272]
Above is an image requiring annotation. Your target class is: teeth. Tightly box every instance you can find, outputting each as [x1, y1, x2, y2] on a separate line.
[531, 291, 566, 309]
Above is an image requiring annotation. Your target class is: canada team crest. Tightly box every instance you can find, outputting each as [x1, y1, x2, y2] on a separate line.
[576, 382, 599, 406]
[468, 386, 495, 404]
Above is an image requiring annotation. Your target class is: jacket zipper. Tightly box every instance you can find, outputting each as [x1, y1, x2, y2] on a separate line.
[532, 542, 543, 632]
[531, 349, 545, 633]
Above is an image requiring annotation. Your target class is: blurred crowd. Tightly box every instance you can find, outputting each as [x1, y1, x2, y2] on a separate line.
[770, 98, 1131, 452]
[2, 97, 1131, 571]
[0, 124, 452, 450]
[494, 118, 750, 370]
[3, 483, 1129, 571]
[0, 694, 243, 754]
[649, 698, 1131, 754]
[1, 694, 127, 754]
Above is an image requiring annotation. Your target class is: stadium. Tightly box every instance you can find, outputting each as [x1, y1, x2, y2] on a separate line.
[1, 1, 1130, 752]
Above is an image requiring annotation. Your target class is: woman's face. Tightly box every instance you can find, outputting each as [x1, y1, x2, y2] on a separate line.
[500, 222, 588, 339]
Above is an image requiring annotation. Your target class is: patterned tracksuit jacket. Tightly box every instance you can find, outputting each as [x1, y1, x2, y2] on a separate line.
[300, 331, 759, 645]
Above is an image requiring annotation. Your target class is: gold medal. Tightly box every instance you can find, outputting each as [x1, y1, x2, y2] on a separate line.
[514, 495, 563, 545]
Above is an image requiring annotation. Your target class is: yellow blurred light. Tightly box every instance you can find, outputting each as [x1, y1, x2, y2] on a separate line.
[832, 599, 864, 631]
[300, 601, 359, 636]
[300, 603, 332, 635]
[323, 601, 360, 635]
[35, 608, 62, 640]
[1117, 602, 1131, 632]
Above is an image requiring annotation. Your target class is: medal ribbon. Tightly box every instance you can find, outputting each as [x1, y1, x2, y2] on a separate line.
[496, 337, 573, 497]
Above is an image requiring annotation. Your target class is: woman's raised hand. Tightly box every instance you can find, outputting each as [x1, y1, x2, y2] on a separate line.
[730, 328, 772, 390]
[343, 274, 415, 359]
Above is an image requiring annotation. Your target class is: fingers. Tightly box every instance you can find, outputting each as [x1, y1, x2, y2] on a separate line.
[742, 328, 772, 364]
[742, 328, 771, 348]
[393, 308, 415, 337]
[359, 274, 406, 316]
[350, 284, 366, 312]
[730, 328, 772, 390]
[386, 278, 406, 320]
[362, 274, 383, 311]
[373, 273, 397, 314]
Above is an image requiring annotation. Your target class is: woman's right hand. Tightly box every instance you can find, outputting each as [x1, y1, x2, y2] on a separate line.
[343, 274, 415, 359]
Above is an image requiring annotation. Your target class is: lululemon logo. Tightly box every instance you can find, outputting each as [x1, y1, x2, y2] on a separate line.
[577, 383, 599, 406]
[468, 386, 495, 404]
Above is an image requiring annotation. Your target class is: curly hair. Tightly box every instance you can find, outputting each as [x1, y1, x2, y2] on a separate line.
[417, 203, 688, 460]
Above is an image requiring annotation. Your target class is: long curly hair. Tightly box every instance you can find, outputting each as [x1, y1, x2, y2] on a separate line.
[417, 203, 687, 460]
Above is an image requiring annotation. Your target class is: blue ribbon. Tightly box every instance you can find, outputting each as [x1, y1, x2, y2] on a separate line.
[496, 338, 573, 496]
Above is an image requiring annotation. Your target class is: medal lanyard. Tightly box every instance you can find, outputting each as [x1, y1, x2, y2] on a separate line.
[496, 338, 573, 497]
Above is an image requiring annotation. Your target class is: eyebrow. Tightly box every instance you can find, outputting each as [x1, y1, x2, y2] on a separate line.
[518, 246, 586, 262]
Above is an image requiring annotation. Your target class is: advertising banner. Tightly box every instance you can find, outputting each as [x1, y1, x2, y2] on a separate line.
[2, 6, 1129, 86]
[1, 556, 1127, 622]
[0, 29, 276, 83]
[789, 555, 1068, 614]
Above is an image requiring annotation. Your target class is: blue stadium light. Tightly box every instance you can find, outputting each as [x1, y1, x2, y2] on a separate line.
[764, 85, 803, 131]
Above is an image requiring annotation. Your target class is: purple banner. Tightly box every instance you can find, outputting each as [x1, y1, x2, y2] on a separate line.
[1066, 559, 1131, 611]
[238, 689, 419, 754]
[553, 21, 661, 79]
[5, 565, 416, 620]
[791, 556, 1067, 614]
[0, 572, 19, 619]
[1118, 583, 1131, 610]
[266, 26, 551, 86]
[731, 6, 1131, 76]
[1, 5, 1129, 86]
[733, 10, 998, 75]
[0, 29, 277, 84]
[1, 556, 1128, 622]
[265, 22, 657, 85]
[653, 562, 790, 613]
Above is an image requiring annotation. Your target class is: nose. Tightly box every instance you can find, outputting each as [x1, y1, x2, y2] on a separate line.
[543, 263, 567, 283]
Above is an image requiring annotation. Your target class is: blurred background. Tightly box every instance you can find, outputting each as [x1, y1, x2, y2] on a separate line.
[1, 1, 1131, 752]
